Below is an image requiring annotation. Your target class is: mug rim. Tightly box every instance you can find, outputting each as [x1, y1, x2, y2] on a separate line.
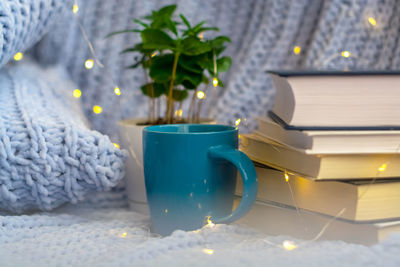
[143, 124, 237, 135]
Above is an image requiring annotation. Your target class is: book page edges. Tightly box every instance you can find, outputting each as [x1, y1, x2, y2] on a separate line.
[269, 73, 295, 124]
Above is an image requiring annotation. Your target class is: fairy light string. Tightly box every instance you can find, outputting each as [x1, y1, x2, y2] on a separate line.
[70, 1, 389, 252]
[73, 1, 104, 68]
[73, 0, 223, 125]
[72, 0, 124, 147]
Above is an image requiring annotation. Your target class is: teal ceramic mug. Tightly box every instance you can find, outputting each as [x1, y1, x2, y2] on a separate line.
[143, 124, 257, 236]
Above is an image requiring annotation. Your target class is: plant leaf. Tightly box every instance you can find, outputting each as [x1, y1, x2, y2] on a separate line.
[181, 37, 211, 55]
[166, 19, 178, 36]
[172, 89, 189, 101]
[126, 61, 142, 69]
[202, 75, 209, 84]
[120, 43, 142, 53]
[178, 55, 203, 73]
[151, 5, 177, 29]
[121, 47, 139, 54]
[192, 21, 206, 32]
[216, 56, 232, 72]
[106, 29, 140, 38]
[143, 14, 153, 20]
[121, 43, 154, 55]
[214, 46, 227, 56]
[196, 53, 213, 70]
[216, 77, 225, 87]
[175, 66, 203, 88]
[141, 29, 176, 50]
[133, 19, 149, 28]
[149, 54, 174, 82]
[197, 27, 219, 33]
[210, 36, 231, 48]
[157, 5, 177, 18]
[179, 14, 191, 29]
[140, 82, 167, 98]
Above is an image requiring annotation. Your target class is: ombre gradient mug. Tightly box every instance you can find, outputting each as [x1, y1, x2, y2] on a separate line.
[143, 124, 258, 236]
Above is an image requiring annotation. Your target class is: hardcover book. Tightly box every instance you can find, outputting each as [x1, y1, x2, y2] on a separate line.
[236, 166, 400, 222]
[240, 133, 400, 179]
[234, 198, 400, 245]
[269, 71, 400, 130]
[256, 117, 400, 154]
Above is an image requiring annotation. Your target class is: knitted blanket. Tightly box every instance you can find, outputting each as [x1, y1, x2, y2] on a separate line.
[0, 0, 72, 68]
[1, 1, 400, 264]
[1, 200, 399, 267]
[0, 61, 126, 212]
[32, 0, 400, 135]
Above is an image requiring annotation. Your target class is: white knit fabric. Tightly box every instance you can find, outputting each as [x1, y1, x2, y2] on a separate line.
[1, 204, 399, 267]
[1, 1, 398, 264]
[0, 60, 127, 212]
[0, 0, 72, 67]
[32, 0, 400, 134]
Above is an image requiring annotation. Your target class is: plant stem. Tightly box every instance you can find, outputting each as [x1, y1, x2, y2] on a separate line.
[156, 97, 160, 122]
[143, 57, 156, 123]
[148, 98, 153, 123]
[177, 101, 183, 121]
[195, 84, 209, 123]
[147, 54, 156, 123]
[187, 88, 198, 123]
[150, 89, 155, 123]
[166, 52, 180, 124]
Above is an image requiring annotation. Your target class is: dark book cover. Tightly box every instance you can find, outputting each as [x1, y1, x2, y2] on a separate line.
[268, 111, 400, 131]
[269, 70, 400, 77]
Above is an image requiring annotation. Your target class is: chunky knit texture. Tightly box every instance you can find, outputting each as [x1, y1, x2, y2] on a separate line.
[0, 61, 127, 212]
[0, 0, 72, 68]
[1, 1, 400, 264]
[0, 203, 400, 267]
[32, 0, 400, 134]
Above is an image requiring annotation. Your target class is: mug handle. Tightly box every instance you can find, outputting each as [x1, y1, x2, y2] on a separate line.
[208, 145, 258, 224]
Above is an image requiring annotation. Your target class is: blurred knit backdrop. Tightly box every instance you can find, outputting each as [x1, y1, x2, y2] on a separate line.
[30, 0, 400, 139]
[2, 1, 400, 264]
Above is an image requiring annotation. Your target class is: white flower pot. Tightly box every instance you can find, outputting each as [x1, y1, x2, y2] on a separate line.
[117, 118, 215, 214]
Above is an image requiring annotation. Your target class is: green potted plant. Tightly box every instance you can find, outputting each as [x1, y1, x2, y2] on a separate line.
[110, 4, 232, 213]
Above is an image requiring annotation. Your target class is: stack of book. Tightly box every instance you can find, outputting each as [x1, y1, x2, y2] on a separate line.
[236, 71, 400, 245]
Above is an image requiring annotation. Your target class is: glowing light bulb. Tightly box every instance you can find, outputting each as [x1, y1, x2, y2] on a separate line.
[282, 240, 297, 251]
[120, 232, 127, 238]
[198, 32, 204, 40]
[368, 17, 377, 26]
[73, 89, 82, 98]
[174, 109, 183, 117]
[206, 216, 215, 227]
[72, 4, 79, 14]
[113, 143, 120, 149]
[235, 118, 241, 126]
[13, 52, 23, 61]
[293, 46, 301, 55]
[341, 51, 351, 58]
[378, 163, 387, 172]
[85, 59, 94, 69]
[114, 86, 121, 96]
[196, 91, 206, 99]
[284, 172, 289, 182]
[93, 105, 102, 114]
[202, 248, 214, 255]
[212, 77, 218, 87]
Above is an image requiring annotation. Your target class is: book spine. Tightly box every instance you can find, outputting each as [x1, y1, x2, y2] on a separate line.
[269, 111, 400, 131]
